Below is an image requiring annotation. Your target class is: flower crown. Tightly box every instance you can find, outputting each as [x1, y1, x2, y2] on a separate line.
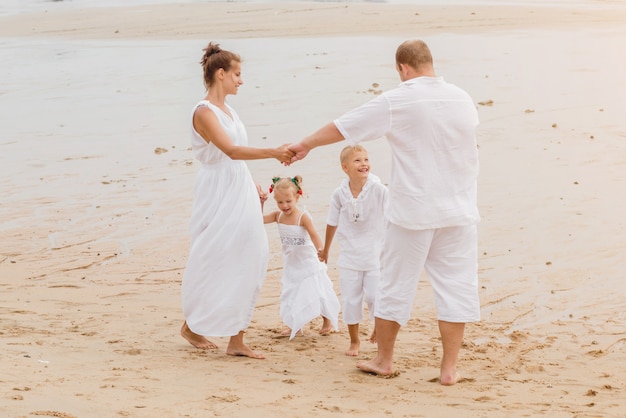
[269, 176, 302, 195]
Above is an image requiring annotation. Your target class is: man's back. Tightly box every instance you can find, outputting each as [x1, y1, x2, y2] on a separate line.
[383, 76, 479, 229]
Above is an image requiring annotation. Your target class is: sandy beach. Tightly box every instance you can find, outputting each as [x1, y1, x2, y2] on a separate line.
[1, 1, 626, 417]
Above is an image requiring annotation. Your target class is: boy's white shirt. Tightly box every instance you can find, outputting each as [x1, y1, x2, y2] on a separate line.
[326, 173, 389, 271]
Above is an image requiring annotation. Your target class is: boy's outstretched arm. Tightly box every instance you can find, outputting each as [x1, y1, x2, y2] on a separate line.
[319, 224, 337, 263]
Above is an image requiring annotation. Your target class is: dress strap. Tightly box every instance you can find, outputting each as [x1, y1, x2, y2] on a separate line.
[297, 211, 309, 226]
[195, 100, 212, 111]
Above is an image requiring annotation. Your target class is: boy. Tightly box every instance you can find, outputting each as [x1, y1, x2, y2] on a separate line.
[319, 145, 388, 356]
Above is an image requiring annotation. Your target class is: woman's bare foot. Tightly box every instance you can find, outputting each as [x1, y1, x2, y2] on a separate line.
[319, 317, 334, 335]
[226, 344, 265, 359]
[227, 332, 265, 359]
[181, 322, 217, 349]
[356, 356, 395, 377]
[345, 341, 360, 357]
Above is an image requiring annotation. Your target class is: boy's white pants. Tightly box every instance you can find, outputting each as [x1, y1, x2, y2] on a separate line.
[339, 268, 379, 325]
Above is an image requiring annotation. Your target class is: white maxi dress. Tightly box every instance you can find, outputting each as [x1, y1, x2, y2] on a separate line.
[182, 100, 269, 337]
[277, 212, 340, 340]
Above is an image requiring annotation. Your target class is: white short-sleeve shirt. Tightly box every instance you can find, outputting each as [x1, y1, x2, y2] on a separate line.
[326, 174, 389, 271]
[334, 76, 480, 230]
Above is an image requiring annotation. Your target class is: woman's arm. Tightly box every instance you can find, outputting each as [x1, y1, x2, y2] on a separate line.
[194, 106, 293, 163]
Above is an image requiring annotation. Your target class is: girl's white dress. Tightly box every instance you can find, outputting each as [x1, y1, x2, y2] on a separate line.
[182, 100, 269, 337]
[277, 212, 340, 340]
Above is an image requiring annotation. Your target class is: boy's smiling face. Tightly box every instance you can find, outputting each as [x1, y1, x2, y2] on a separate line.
[342, 150, 370, 181]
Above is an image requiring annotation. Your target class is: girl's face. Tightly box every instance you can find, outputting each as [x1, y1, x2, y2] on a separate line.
[273, 187, 298, 216]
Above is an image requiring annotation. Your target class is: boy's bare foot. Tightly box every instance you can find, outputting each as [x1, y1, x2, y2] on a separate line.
[345, 341, 360, 356]
[356, 356, 395, 377]
[369, 329, 377, 344]
[181, 322, 217, 349]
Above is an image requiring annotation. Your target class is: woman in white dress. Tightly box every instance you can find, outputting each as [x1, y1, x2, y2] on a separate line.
[181, 42, 293, 359]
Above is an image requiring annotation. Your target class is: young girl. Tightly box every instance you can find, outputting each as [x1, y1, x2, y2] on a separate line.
[263, 176, 340, 340]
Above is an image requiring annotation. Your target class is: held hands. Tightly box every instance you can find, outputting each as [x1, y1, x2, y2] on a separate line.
[288, 142, 310, 164]
[276, 142, 309, 166]
[274, 142, 311, 166]
[276, 144, 295, 166]
[317, 247, 328, 263]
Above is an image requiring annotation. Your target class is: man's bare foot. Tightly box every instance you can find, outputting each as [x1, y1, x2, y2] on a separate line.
[356, 356, 395, 377]
[226, 343, 265, 359]
[181, 322, 217, 349]
[369, 329, 377, 344]
[345, 341, 360, 357]
[319, 317, 334, 335]
[440, 370, 461, 386]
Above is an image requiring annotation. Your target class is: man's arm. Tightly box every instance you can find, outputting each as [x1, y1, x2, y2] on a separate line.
[289, 122, 345, 163]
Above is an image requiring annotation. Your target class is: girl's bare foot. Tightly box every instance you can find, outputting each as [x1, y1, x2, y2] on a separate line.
[369, 329, 377, 344]
[180, 322, 217, 349]
[345, 341, 360, 356]
[319, 317, 334, 335]
[356, 356, 395, 377]
[280, 327, 304, 337]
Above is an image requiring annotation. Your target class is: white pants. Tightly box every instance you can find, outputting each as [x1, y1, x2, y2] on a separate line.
[374, 223, 480, 326]
[338, 268, 379, 325]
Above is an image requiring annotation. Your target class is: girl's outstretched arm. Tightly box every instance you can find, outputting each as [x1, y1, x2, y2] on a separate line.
[301, 213, 323, 251]
[257, 183, 268, 211]
[263, 210, 279, 224]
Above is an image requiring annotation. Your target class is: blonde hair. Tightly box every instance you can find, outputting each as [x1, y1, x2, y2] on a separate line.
[271, 175, 303, 195]
[340, 145, 368, 164]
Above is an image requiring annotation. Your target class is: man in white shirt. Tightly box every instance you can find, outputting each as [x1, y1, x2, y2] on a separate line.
[288, 39, 480, 385]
